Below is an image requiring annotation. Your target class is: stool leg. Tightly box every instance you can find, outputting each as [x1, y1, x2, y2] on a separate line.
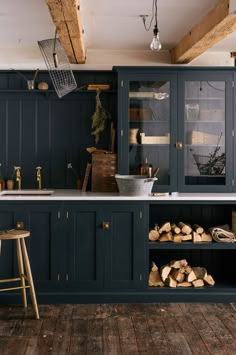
[21, 238, 40, 320]
[16, 239, 27, 308]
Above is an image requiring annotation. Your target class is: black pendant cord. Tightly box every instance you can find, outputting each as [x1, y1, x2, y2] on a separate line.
[142, 0, 155, 31]
[53, 28, 58, 68]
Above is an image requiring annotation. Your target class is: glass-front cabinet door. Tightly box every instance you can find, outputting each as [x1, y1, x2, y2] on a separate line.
[178, 72, 233, 192]
[117, 71, 178, 192]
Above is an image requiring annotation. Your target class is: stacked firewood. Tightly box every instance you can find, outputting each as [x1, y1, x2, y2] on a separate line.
[149, 222, 212, 243]
[149, 259, 215, 288]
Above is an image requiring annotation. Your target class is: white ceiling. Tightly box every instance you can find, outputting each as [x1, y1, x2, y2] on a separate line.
[0, 0, 235, 69]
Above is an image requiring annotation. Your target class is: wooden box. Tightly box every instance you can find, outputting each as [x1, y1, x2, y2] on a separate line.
[91, 153, 118, 192]
[140, 132, 170, 144]
[129, 108, 152, 121]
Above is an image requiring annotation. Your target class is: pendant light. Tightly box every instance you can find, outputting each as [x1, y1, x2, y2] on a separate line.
[140, 0, 162, 51]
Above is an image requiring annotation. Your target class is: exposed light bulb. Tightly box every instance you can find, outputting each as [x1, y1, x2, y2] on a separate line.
[150, 25, 161, 51]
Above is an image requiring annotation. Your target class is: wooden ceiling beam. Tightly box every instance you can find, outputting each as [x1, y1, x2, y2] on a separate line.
[45, 0, 86, 64]
[170, 0, 236, 64]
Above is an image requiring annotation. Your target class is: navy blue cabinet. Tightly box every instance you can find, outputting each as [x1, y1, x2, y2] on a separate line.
[0, 201, 145, 302]
[114, 66, 234, 193]
[103, 204, 145, 289]
[0, 203, 58, 290]
[63, 203, 145, 290]
[115, 67, 178, 193]
[177, 71, 233, 192]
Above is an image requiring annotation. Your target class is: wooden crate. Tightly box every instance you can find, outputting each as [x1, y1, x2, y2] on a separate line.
[129, 108, 152, 121]
[91, 153, 118, 192]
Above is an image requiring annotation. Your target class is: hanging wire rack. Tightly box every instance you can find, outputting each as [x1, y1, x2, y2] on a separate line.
[38, 36, 77, 98]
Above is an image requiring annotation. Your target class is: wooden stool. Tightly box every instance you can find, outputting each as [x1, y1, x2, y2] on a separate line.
[0, 230, 39, 319]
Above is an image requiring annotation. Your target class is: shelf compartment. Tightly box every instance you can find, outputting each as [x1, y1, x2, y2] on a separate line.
[149, 249, 236, 290]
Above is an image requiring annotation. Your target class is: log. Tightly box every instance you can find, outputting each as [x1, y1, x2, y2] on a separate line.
[170, 259, 188, 269]
[178, 222, 192, 235]
[171, 223, 181, 234]
[159, 232, 173, 242]
[193, 231, 202, 243]
[177, 281, 192, 287]
[186, 267, 207, 282]
[173, 234, 182, 243]
[149, 229, 160, 241]
[160, 264, 171, 282]
[149, 262, 165, 287]
[192, 279, 204, 288]
[165, 275, 177, 288]
[201, 232, 212, 242]
[183, 265, 192, 274]
[181, 234, 192, 241]
[193, 224, 204, 234]
[159, 222, 171, 234]
[170, 269, 185, 283]
[204, 274, 215, 286]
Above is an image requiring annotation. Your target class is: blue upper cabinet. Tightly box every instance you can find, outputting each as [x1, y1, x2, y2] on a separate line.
[114, 67, 178, 193]
[114, 67, 234, 193]
[178, 71, 233, 192]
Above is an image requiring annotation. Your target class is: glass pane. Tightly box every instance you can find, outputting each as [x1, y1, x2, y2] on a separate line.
[184, 81, 225, 185]
[128, 80, 170, 186]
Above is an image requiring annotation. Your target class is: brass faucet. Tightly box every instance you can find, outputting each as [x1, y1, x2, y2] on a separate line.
[14, 166, 21, 190]
[36, 166, 42, 190]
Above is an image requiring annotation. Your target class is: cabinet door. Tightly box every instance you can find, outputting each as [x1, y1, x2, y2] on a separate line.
[104, 204, 145, 289]
[15, 203, 59, 289]
[65, 204, 103, 289]
[178, 72, 233, 192]
[0, 205, 18, 280]
[0, 203, 58, 290]
[117, 70, 178, 192]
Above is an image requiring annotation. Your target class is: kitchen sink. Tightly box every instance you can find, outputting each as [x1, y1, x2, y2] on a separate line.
[0, 189, 54, 196]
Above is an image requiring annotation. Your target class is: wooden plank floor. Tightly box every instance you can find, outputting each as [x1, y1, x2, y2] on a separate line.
[0, 303, 236, 354]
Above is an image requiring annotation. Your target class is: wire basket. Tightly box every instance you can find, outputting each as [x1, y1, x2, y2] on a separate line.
[193, 154, 225, 175]
[38, 38, 77, 98]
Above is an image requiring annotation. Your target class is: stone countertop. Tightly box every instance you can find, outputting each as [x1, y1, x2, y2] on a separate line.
[0, 189, 236, 201]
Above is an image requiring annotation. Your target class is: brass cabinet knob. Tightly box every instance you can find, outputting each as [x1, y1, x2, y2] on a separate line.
[102, 222, 110, 230]
[175, 142, 183, 149]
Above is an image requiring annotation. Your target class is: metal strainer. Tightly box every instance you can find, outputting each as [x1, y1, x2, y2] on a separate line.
[38, 37, 77, 98]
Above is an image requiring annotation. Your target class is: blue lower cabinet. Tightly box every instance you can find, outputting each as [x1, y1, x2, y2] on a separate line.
[63, 204, 104, 289]
[0, 206, 18, 280]
[104, 205, 144, 289]
[64, 203, 145, 291]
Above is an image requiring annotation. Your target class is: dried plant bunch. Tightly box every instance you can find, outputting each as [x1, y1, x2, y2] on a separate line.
[91, 89, 109, 144]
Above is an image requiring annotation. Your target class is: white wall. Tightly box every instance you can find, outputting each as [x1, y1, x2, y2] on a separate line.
[0, 48, 234, 70]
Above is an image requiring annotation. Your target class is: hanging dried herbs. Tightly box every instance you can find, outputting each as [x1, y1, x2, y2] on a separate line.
[91, 89, 109, 144]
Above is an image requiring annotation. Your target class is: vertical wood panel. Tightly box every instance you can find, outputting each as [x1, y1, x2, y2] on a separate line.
[37, 100, 51, 188]
[21, 100, 37, 188]
[7, 99, 21, 170]
[0, 100, 7, 176]
[0, 70, 116, 188]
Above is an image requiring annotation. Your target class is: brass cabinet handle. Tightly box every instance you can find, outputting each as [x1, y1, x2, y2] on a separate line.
[102, 222, 110, 230]
[175, 142, 183, 149]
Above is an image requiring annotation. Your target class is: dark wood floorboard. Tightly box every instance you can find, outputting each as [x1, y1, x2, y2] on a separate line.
[0, 303, 236, 354]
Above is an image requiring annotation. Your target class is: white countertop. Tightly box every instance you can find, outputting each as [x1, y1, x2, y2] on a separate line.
[1, 189, 236, 201]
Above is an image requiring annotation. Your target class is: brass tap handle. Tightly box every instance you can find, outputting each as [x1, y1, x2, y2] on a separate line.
[102, 222, 110, 230]
[14, 166, 21, 190]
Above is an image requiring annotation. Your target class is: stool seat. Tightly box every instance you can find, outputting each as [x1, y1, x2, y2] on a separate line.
[0, 229, 39, 319]
[0, 229, 30, 240]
